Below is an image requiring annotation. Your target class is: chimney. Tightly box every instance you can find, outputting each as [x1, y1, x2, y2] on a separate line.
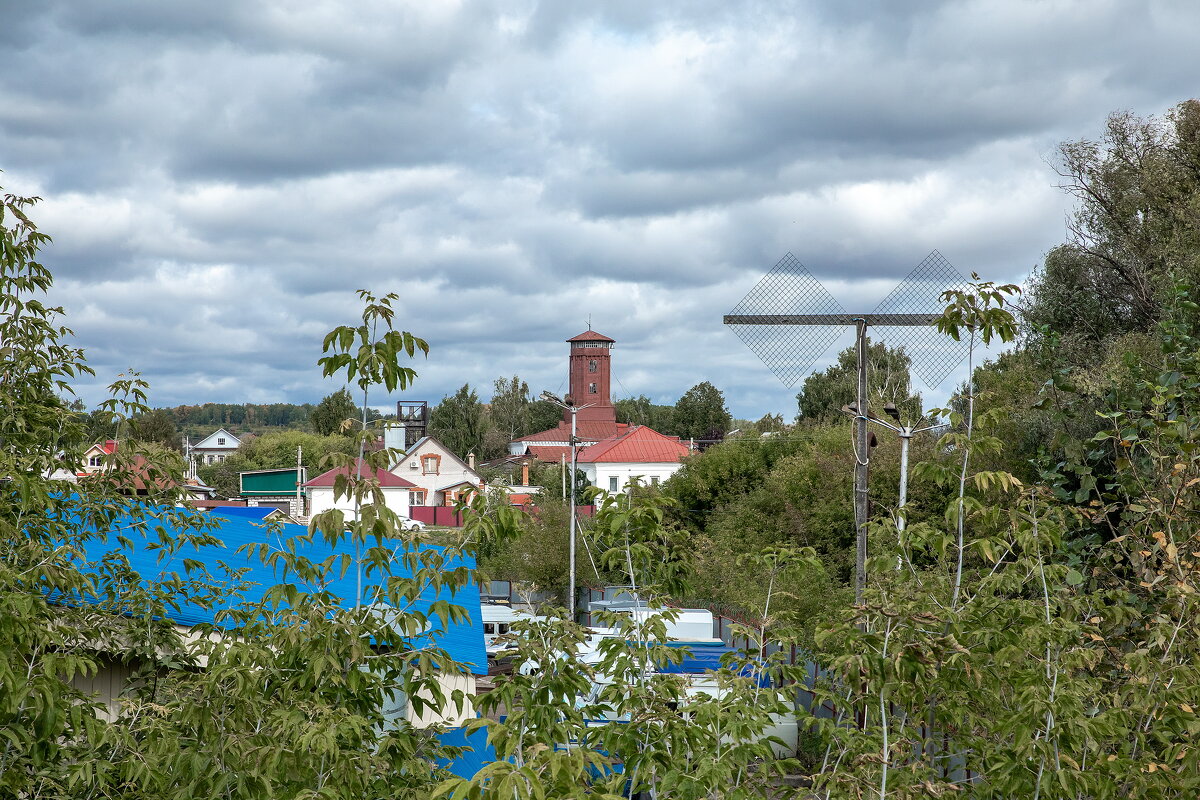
[521, 458, 530, 487]
[468, 452, 475, 471]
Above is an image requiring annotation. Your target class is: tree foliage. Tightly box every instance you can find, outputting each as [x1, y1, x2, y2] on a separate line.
[614, 393, 676, 432]
[1025, 100, 1200, 355]
[429, 384, 491, 461]
[795, 341, 922, 424]
[673, 381, 732, 440]
[310, 387, 358, 436]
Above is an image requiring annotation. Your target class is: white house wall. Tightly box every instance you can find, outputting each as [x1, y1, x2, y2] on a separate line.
[306, 487, 411, 518]
[584, 462, 682, 494]
[393, 439, 481, 505]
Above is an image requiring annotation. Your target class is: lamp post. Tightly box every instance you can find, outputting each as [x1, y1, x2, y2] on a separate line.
[842, 402, 945, 532]
[540, 391, 595, 622]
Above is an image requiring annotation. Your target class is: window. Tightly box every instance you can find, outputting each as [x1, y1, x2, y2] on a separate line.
[609, 476, 618, 492]
[421, 454, 440, 475]
[651, 476, 660, 486]
[588, 359, 598, 373]
[88, 456, 102, 467]
[409, 490, 426, 506]
[588, 382, 597, 394]
[217, 438, 226, 446]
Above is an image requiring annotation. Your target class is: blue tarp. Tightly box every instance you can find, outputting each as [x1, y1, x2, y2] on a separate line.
[435, 725, 497, 779]
[62, 503, 487, 674]
[208, 506, 277, 521]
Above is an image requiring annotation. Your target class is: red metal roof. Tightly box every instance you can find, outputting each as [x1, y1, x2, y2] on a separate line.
[576, 425, 690, 464]
[515, 420, 627, 443]
[303, 459, 417, 489]
[525, 445, 573, 462]
[566, 330, 615, 343]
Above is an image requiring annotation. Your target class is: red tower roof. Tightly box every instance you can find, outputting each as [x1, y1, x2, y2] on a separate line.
[566, 330, 615, 343]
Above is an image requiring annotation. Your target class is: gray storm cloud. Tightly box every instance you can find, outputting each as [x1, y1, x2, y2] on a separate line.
[1, 0, 1197, 417]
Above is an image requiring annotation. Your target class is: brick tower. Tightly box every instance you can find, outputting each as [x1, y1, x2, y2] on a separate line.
[565, 329, 617, 427]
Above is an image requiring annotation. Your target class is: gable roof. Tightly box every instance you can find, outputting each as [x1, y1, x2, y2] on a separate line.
[514, 421, 628, 444]
[403, 436, 480, 479]
[567, 330, 615, 343]
[192, 428, 241, 450]
[576, 425, 690, 464]
[84, 440, 119, 457]
[303, 459, 417, 489]
[65, 506, 486, 674]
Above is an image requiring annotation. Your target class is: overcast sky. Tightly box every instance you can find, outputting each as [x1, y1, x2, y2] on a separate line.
[3, 1, 1197, 420]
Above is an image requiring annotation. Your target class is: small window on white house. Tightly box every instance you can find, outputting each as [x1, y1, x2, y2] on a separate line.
[651, 476, 660, 486]
[409, 490, 425, 506]
[422, 455, 439, 475]
[89, 456, 102, 467]
[609, 476, 618, 492]
[217, 438, 226, 446]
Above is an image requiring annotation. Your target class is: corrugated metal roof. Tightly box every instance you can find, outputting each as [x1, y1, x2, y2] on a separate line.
[577, 425, 690, 464]
[525, 445, 572, 462]
[68, 506, 486, 674]
[303, 459, 417, 489]
[515, 420, 626, 443]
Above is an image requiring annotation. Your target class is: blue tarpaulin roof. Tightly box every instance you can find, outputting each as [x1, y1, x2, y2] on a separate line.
[208, 506, 277, 521]
[435, 725, 497, 779]
[67, 504, 487, 674]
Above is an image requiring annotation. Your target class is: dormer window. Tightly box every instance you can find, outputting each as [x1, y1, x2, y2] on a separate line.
[217, 438, 226, 446]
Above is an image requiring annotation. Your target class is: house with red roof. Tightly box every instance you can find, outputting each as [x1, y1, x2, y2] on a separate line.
[79, 439, 119, 475]
[576, 425, 690, 493]
[303, 459, 417, 518]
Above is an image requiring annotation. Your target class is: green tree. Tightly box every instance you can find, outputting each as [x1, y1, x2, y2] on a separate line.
[1025, 100, 1200, 356]
[310, 387, 357, 435]
[672, 381, 731, 440]
[429, 384, 490, 460]
[131, 408, 180, 450]
[615, 394, 676, 432]
[489, 375, 530, 442]
[795, 341, 922, 423]
[528, 398, 564, 434]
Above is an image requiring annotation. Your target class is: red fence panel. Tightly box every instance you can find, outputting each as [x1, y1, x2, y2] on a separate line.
[408, 506, 464, 527]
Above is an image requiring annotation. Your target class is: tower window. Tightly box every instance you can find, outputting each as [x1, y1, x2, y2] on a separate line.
[588, 359, 598, 373]
[588, 382, 597, 394]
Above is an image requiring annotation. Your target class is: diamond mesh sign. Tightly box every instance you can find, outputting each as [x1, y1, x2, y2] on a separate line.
[727, 250, 972, 389]
[870, 251, 970, 388]
[726, 253, 847, 387]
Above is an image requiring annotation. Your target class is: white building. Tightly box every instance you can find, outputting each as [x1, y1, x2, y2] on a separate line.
[391, 436, 483, 507]
[188, 428, 242, 467]
[303, 459, 416, 518]
[576, 425, 690, 494]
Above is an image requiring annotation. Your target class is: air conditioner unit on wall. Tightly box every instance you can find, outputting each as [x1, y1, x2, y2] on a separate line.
[409, 461, 418, 469]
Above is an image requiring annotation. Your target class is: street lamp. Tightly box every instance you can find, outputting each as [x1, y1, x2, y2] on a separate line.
[540, 390, 595, 622]
[841, 402, 945, 533]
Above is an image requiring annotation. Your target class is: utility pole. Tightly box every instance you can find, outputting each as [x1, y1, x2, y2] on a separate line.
[540, 391, 595, 623]
[296, 444, 304, 518]
[853, 320, 868, 607]
[724, 311, 940, 603]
